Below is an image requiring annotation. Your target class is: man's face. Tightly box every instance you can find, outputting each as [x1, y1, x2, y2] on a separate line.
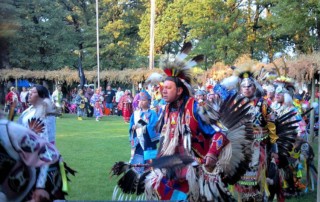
[241, 84, 256, 98]
[195, 94, 204, 101]
[275, 93, 284, 103]
[267, 91, 275, 99]
[162, 80, 182, 103]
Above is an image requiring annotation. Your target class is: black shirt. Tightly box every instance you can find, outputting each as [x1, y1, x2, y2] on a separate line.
[105, 90, 115, 103]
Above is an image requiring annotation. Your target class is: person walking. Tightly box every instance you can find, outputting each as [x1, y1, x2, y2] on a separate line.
[115, 87, 124, 116]
[117, 90, 133, 123]
[111, 43, 254, 201]
[105, 85, 115, 115]
[16, 84, 71, 201]
[5, 86, 19, 121]
[85, 86, 94, 117]
[75, 88, 86, 120]
[52, 85, 63, 117]
[20, 87, 29, 112]
[90, 88, 104, 121]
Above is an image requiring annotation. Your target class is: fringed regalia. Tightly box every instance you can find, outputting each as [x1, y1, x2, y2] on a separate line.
[111, 42, 254, 201]
[224, 63, 282, 202]
[0, 120, 75, 201]
[143, 92, 256, 201]
[230, 69, 299, 202]
[15, 100, 75, 201]
[270, 77, 317, 198]
[288, 139, 318, 194]
[235, 97, 275, 201]
[145, 96, 213, 200]
[129, 108, 159, 174]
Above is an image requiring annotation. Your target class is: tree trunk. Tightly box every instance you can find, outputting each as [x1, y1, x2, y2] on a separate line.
[0, 38, 9, 69]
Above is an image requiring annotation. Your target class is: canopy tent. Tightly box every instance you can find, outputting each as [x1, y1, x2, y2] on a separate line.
[17, 79, 33, 87]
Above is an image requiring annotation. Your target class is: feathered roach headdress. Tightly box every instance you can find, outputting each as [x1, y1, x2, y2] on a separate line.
[159, 42, 204, 96]
[220, 61, 264, 97]
[233, 62, 258, 86]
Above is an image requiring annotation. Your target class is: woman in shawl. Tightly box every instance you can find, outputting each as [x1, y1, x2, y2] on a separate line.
[118, 90, 133, 123]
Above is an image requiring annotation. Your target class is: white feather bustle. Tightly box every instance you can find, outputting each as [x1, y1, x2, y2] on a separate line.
[220, 76, 239, 90]
[145, 72, 164, 86]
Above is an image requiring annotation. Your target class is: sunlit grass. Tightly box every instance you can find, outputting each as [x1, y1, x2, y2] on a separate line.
[56, 114, 130, 200]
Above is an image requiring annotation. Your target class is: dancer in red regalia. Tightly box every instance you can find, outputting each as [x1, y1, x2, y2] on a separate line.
[111, 42, 255, 201]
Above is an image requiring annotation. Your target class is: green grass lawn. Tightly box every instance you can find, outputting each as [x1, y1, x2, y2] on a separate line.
[56, 114, 130, 200]
[55, 114, 318, 201]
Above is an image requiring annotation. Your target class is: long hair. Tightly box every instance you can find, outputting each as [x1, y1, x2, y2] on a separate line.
[165, 76, 190, 98]
[32, 85, 56, 117]
[33, 84, 50, 99]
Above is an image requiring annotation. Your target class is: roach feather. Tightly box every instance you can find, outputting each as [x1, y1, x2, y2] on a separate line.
[191, 55, 205, 63]
[180, 42, 193, 55]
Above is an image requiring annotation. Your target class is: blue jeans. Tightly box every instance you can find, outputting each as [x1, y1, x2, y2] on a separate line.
[105, 102, 113, 109]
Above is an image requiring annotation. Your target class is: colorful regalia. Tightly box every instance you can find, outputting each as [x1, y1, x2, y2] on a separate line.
[118, 91, 133, 123]
[234, 96, 277, 201]
[13, 98, 75, 201]
[224, 64, 278, 202]
[129, 91, 159, 174]
[0, 118, 75, 201]
[75, 91, 87, 120]
[18, 98, 56, 144]
[90, 91, 104, 121]
[270, 77, 317, 198]
[223, 64, 298, 202]
[111, 42, 254, 201]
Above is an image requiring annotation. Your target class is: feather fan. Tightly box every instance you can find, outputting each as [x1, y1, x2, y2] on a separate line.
[275, 110, 298, 159]
[28, 117, 45, 134]
[197, 92, 254, 188]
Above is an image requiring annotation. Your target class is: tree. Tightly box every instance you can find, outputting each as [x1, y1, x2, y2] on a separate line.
[0, 0, 19, 69]
[99, 0, 146, 70]
[8, 0, 79, 70]
[268, 0, 320, 54]
[138, 0, 249, 66]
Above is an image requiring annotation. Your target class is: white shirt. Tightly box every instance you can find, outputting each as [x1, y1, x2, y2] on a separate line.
[20, 91, 28, 103]
[115, 91, 124, 102]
